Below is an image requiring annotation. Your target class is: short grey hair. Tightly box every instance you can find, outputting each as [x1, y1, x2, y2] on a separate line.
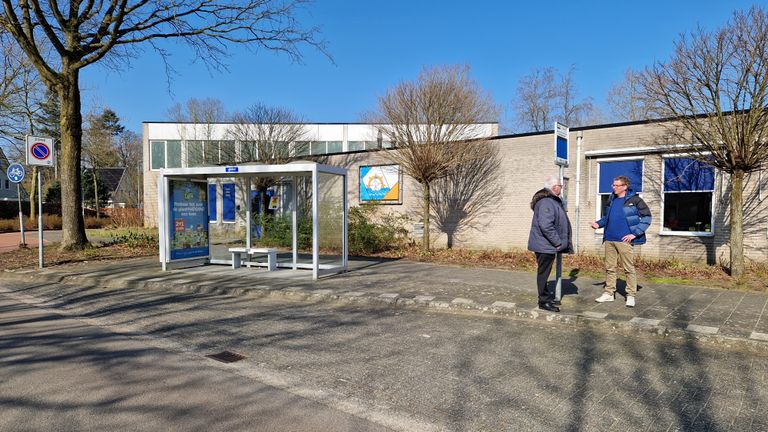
[544, 175, 561, 190]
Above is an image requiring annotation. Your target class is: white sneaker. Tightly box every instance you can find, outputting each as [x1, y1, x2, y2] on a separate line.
[626, 296, 635, 308]
[595, 293, 615, 303]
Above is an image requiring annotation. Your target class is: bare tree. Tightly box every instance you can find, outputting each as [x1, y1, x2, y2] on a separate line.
[83, 108, 122, 216]
[228, 103, 307, 232]
[0, 33, 49, 222]
[430, 141, 503, 248]
[0, 1, 326, 249]
[642, 6, 768, 277]
[607, 68, 657, 122]
[370, 65, 498, 250]
[512, 66, 594, 132]
[167, 97, 229, 166]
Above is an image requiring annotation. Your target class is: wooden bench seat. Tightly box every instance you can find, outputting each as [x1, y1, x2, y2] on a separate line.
[229, 247, 277, 271]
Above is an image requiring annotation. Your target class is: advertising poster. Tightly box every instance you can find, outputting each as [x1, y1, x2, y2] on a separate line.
[169, 180, 209, 260]
[222, 183, 236, 222]
[359, 164, 401, 204]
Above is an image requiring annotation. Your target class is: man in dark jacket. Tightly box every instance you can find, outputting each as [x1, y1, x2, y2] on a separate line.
[590, 175, 652, 308]
[528, 175, 573, 313]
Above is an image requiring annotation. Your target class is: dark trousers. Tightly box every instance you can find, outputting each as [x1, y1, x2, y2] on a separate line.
[535, 252, 556, 304]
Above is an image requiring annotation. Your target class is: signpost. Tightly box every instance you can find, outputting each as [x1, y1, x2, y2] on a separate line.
[6, 163, 26, 248]
[553, 122, 569, 303]
[26, 136, 55, 268]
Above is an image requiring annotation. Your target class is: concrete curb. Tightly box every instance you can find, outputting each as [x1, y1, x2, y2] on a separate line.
[4, 269, 768, 355]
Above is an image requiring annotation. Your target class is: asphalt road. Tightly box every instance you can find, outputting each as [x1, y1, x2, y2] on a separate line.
[2, 279, 768, 431]
[0, 291, 395, 432]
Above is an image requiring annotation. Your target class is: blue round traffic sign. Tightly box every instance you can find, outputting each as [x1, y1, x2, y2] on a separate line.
[6, 163, 25, 183]
[30, 142, 50, 160]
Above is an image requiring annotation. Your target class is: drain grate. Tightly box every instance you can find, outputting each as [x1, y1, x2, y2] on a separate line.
[206, 350, 246, 363]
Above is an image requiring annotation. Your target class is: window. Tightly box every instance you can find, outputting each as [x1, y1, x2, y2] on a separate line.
[293, 141, 310, 156]
[222, 183, 236, 222]
[662, 157, 715, 234]
[150, 141, 165, 170]
[597, 159, 644, 218]
[326, 141, 342, 153]
[219, 141, 236, 164]
[167, 141, 182, 168]
[186, 141, 204, 167]
[310, 141, 326, 155]
[204, 141, 219, 165]
[348, 141, 367, 151]
[208, 183, 217, 222]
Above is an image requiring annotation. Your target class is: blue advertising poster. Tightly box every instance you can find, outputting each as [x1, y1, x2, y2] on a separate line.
[222, 183, 236, 222]
[208, 183, 217, 222]
[169, 180, 209, 260]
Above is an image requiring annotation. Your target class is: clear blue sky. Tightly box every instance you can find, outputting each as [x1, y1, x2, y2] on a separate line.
[80, 0, 760, 133]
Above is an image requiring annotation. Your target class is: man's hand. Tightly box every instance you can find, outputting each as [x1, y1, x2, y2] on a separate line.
[621, 234, 636, 243]
[590, 222, 599, 229]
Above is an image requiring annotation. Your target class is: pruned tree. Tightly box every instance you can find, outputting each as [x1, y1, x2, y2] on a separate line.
[370, 65, 498, 250]
[607, 68, 658, 122]
[512, 66, 594, 132]
[642, 6, 768, 277]
[229, 103, 307, 223]
[0, 1, 326, 249]
[430, 141, 503, 248]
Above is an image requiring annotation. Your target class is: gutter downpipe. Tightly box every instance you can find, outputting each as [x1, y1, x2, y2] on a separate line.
[575, 131, 583, 253]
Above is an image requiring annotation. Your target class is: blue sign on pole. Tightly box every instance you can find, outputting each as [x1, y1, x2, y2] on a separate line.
[6, 163, 25, 183]
[554, 122, 569, 166]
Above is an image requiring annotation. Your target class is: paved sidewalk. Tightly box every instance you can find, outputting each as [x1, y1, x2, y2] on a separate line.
[3, 256, 768, 351]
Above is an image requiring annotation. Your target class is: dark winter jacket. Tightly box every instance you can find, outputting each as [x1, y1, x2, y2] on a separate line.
[595, 189, 652, 245]
[527, 188, 573, 254]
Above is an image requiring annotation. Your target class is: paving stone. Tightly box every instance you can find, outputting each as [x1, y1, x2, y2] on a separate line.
[629, 317, 661, 328]
[686, 324, 719, 335]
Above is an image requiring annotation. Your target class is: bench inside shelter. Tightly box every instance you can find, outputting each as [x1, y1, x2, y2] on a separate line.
[229, 247, 277, 271]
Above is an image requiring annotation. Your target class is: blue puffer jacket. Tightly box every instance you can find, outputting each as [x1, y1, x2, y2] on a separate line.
[528, 188, 573, 254]
[595, 189, 652, 245]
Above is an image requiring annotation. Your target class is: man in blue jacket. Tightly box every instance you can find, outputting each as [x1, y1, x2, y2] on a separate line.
[590, 175, 651, 307]
[528, 175, 573, 313]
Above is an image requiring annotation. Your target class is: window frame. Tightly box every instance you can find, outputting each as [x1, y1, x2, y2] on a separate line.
[594, 156, 646, 233]
[659, 153, 715, 237]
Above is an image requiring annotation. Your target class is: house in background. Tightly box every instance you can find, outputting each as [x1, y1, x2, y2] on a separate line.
[0, 147, 29, 202]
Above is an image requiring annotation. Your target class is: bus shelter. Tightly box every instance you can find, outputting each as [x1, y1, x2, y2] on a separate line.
[157, 161, 348, 279]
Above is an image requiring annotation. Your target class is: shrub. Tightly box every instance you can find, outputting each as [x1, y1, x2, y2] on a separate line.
[348, 205, 409, 255]
[106, 228, 158, 248]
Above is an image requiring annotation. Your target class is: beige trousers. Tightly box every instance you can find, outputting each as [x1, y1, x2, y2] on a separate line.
[604, 241, 637, 297]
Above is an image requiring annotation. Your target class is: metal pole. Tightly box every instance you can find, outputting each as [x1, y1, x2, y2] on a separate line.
[38, 172, 43, 268]
[555, 165, 564, 302]
[17, 184, 26, 247]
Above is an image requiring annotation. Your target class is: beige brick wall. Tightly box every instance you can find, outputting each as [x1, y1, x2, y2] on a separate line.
[143, 122, 768, 263]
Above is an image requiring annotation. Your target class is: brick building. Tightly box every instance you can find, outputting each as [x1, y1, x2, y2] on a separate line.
[143, 120, 768, 265]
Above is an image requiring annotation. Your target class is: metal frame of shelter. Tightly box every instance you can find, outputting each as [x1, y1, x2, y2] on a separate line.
[157, 161, 348, 280]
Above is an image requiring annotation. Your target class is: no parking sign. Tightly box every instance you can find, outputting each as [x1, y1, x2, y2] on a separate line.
[26, 136, 55, 166]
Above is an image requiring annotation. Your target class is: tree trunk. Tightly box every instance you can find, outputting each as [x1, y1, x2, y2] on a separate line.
[58, 71, 88, 250]
[729, 169, 745, 278]
[422, 182, 430, 251]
